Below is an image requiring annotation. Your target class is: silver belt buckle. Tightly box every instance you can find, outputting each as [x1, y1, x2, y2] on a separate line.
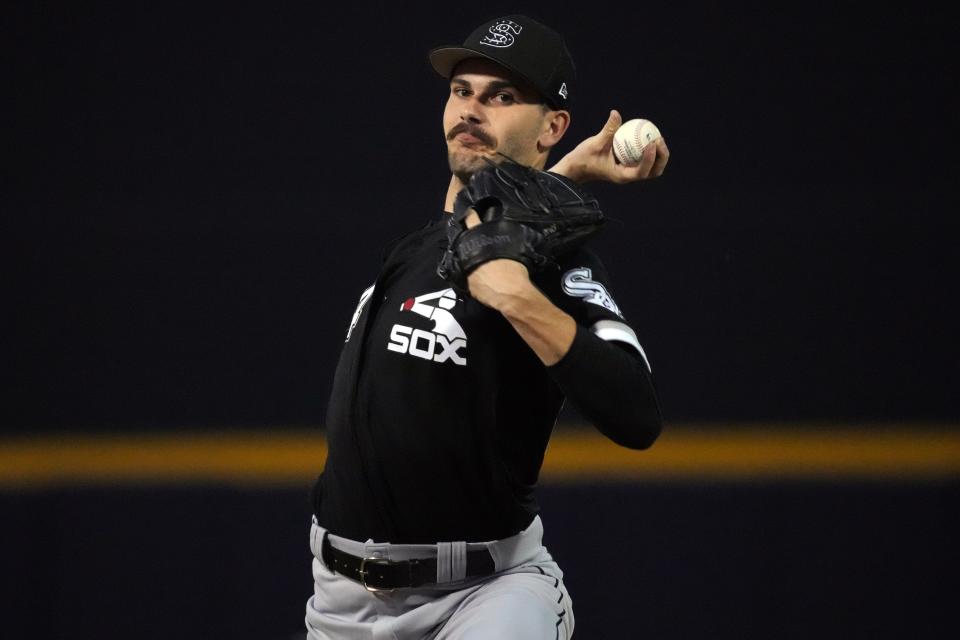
[358, 556, 396, 593]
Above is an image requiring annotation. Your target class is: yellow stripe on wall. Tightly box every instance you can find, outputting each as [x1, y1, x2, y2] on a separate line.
[1, 425, 958, 489]
[542, 425, 960, 482]
[0, 431, 326, 488]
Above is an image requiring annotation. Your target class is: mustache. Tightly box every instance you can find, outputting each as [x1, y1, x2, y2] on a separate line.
[446, 122, 496, 147]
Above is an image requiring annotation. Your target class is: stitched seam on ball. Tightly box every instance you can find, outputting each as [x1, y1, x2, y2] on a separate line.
[619, 128, 640, 164]
[634, 121, 646, 159]
[614, 137, 633, 165]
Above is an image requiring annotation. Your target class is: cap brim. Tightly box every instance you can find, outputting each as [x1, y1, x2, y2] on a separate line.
[428, 45, 565, 109]
[429, 46, 513, 79]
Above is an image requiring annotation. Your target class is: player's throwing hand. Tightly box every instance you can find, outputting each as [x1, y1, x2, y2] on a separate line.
[551, 109, 670, 184]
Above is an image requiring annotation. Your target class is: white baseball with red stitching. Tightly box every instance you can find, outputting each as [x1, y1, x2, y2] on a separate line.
[612, 118, 662, 166]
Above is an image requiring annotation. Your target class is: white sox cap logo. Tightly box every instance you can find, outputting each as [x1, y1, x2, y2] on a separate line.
[480, 20, 522, 48]
[387, 288, 467, 366]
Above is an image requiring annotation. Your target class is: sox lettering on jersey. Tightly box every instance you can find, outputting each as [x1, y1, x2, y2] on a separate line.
[387, 288, 467, 365]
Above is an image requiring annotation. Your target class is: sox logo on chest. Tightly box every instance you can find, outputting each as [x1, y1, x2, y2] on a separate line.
[386, 288, 468, 366]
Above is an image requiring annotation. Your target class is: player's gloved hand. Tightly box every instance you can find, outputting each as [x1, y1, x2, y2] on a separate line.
[549, 109, 670, 184]
[437, 155, 605, 295]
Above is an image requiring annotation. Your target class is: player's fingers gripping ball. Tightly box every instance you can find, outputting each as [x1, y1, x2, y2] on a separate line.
[612, 118, 662, 166]
[437, 156, 606, 293]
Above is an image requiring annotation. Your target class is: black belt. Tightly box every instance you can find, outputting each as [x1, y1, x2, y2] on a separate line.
[321, 533, 496, 592]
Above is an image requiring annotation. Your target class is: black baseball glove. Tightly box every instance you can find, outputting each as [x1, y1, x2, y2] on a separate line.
[437, 156, 605, 293]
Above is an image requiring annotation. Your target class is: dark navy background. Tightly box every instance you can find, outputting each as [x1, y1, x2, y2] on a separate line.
[3, 482, 956, 639]
[5, 2, 957, 639]
[8, 3, 957, 430]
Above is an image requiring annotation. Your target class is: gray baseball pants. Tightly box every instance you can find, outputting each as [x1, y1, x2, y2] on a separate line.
[305, 515, 575, 639]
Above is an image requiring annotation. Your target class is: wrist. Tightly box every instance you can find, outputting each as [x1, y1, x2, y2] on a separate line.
[495, 281, 546, 320]
[498, 284, 577, 366]
[466, 258, 536, 312]
[548, 156, 584, 184]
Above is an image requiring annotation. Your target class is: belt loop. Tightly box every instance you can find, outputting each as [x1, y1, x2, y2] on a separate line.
[436, 542, 452, 583]
[436, 541, 467, 583]
[320, 531, 336, 572]
[450, 541, 467, 582]
[310, 520, 322, 559]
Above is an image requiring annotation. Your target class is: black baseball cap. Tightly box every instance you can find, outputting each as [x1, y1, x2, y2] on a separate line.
[429, 15, 575, 110]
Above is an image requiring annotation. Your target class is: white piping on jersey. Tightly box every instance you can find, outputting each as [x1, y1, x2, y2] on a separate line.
[345, 284, 376, 342]
[591, 319, 652, 373]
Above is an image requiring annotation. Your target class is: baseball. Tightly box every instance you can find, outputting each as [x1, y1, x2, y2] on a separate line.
[612, 118, 662, 166]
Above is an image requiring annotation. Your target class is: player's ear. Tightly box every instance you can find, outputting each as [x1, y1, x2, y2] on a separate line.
[537, 109, 571, 152]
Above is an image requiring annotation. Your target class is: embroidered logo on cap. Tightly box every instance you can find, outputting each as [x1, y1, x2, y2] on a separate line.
[480, 19, 522, 48]
[558, 83, 568, 99]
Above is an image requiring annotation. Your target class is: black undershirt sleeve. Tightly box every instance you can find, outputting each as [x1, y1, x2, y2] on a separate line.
[546, 323, 663, 449]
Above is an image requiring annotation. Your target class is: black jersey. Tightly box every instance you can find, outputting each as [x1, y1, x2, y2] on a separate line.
[313, 214, 653, 543]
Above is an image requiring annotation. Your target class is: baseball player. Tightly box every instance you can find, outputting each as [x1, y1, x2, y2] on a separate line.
[306, 14, 668, 639]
